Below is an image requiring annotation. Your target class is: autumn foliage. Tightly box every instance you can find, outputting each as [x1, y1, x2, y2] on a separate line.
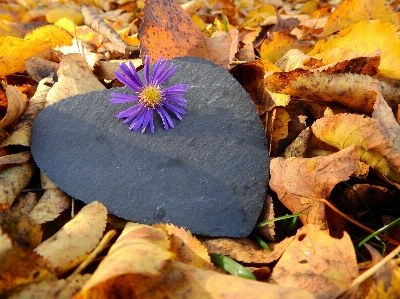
[1, 0, 400, 298]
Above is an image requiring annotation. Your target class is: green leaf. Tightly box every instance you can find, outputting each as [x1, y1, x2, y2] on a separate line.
[210, 253, 256, 280]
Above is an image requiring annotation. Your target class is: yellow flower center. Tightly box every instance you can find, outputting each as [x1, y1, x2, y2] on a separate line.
[139, 86, 162, 108]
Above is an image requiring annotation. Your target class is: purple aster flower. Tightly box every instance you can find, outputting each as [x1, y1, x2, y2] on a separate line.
[110, 55, 188, 133]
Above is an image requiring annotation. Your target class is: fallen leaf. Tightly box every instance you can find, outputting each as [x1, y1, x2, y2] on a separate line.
[322, 0, 394, 36]
[269, 145, 357, 225]
[281, 127, 311, 158]
[155, 223, 214, 270]
[0, 208, 42, 249]
[1, 77, 53, 148]
[189, 29, 239, 69]
[0, 85, 27, 130]
[201, 236, 294, 264]
[309, 20, 400, 79]
[0, 227, 12, 255]
[267, 107, 290, 156]
[46, 53, 105, 106]
[138, 0, 238, 69]
[29, 189, 71, 224]
[11, 192, 37, 215]
[257, 194, 276, 240]
[138, 0, 205, 62]
[270, 224, 359, 298]
[0, 151, 31, 166]
[260, 31, 313, 64]
[0, 162, 34, 206]
[265, 72, 393, 114]
[81, 6, 131, 54]
[8, 274, 91, 299]
[311, 113, 400, 187]
[76, 222, 174, 295]
[34, 201, 107, 270]
[25, 57, 58, 83]
[0, 245, 56, 296]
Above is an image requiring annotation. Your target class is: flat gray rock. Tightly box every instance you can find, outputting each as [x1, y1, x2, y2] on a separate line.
[31, 57, 269, 237]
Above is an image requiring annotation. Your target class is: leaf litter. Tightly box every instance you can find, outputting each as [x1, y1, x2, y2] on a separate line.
[1, 0, 400, 298]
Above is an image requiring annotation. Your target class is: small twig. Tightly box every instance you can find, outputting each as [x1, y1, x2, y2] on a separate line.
[314, 197, 400, 246]
[350, 244, 400, 288]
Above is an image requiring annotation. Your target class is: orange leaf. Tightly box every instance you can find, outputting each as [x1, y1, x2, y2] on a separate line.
[138, 0, 205, 63]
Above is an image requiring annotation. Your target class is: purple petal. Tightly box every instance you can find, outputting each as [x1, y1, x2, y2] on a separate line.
[151, 58, 167, 85]
[149, 109, 155, 133]
[117, 62, 144, 91]
[141, 109, 152, 133]
[162, 84, 188, 95]
[115, 71, 142, 93]
[157, 106, 174, 129]
[163, 101, 186, 115]
[116, 103, 143, 118]
[155, 106, 169, 130]
[156, 64, 177, 85]
[164, 95, 187, 106]
[143, 55, 150, 85]
[129, 109, 147, 131]
[109, 93, 139, 103]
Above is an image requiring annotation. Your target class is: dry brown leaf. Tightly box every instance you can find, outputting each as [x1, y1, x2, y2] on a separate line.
[9, 274, 91, 299]
[269, 145, 357, 225]
[371, 87, 400, 152]
[81, 5, 131, 54]
[0, 245, 56, 296]
[0, 85, 27, 130]
[29, 189, 71, 225]
[25, 57, 59, 83]
[46, 53, 105, 106]
[189, 29, 239, 69]
[76, 222, 173, 295]
[281, 127, 311, 158]
[0, 226, 12, 255]
[0, 162, 34, 206]
[230, 59, 280, 129]
[155, 223, 214, 270]
[164, 260, 315, 299]
[257, 194, 275, 240]
[11, 192, 38, 215]
[267, 107, 290, 156]
[270, 224, 358, 298]
[201, 236, 294, 264]
[0, 208, 42, 249]
[311, 113, 400, 187]
[1, 77, 53, 148]
[344, 184, 397, 210]
[0, 151, 31, 166]
[34, 201, 107, 270]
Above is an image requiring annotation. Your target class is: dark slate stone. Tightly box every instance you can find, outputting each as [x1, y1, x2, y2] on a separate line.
[31, 57, 269, 237]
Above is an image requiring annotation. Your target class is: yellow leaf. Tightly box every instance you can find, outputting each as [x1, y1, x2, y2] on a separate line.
[309, 20, 400, 79]
[34, 201, 107, 270]
[0, 36, 48, 76]
[311, 111, 400, 186]
[45, 7, 84, 25]
[323, 0, 394, 36]
[261, 31, 313, 64]
[24, 24, 73, 49]
[267, 107, 290, 155]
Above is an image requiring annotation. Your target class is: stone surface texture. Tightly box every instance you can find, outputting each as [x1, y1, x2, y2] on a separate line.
[31, 57, 269, 237]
